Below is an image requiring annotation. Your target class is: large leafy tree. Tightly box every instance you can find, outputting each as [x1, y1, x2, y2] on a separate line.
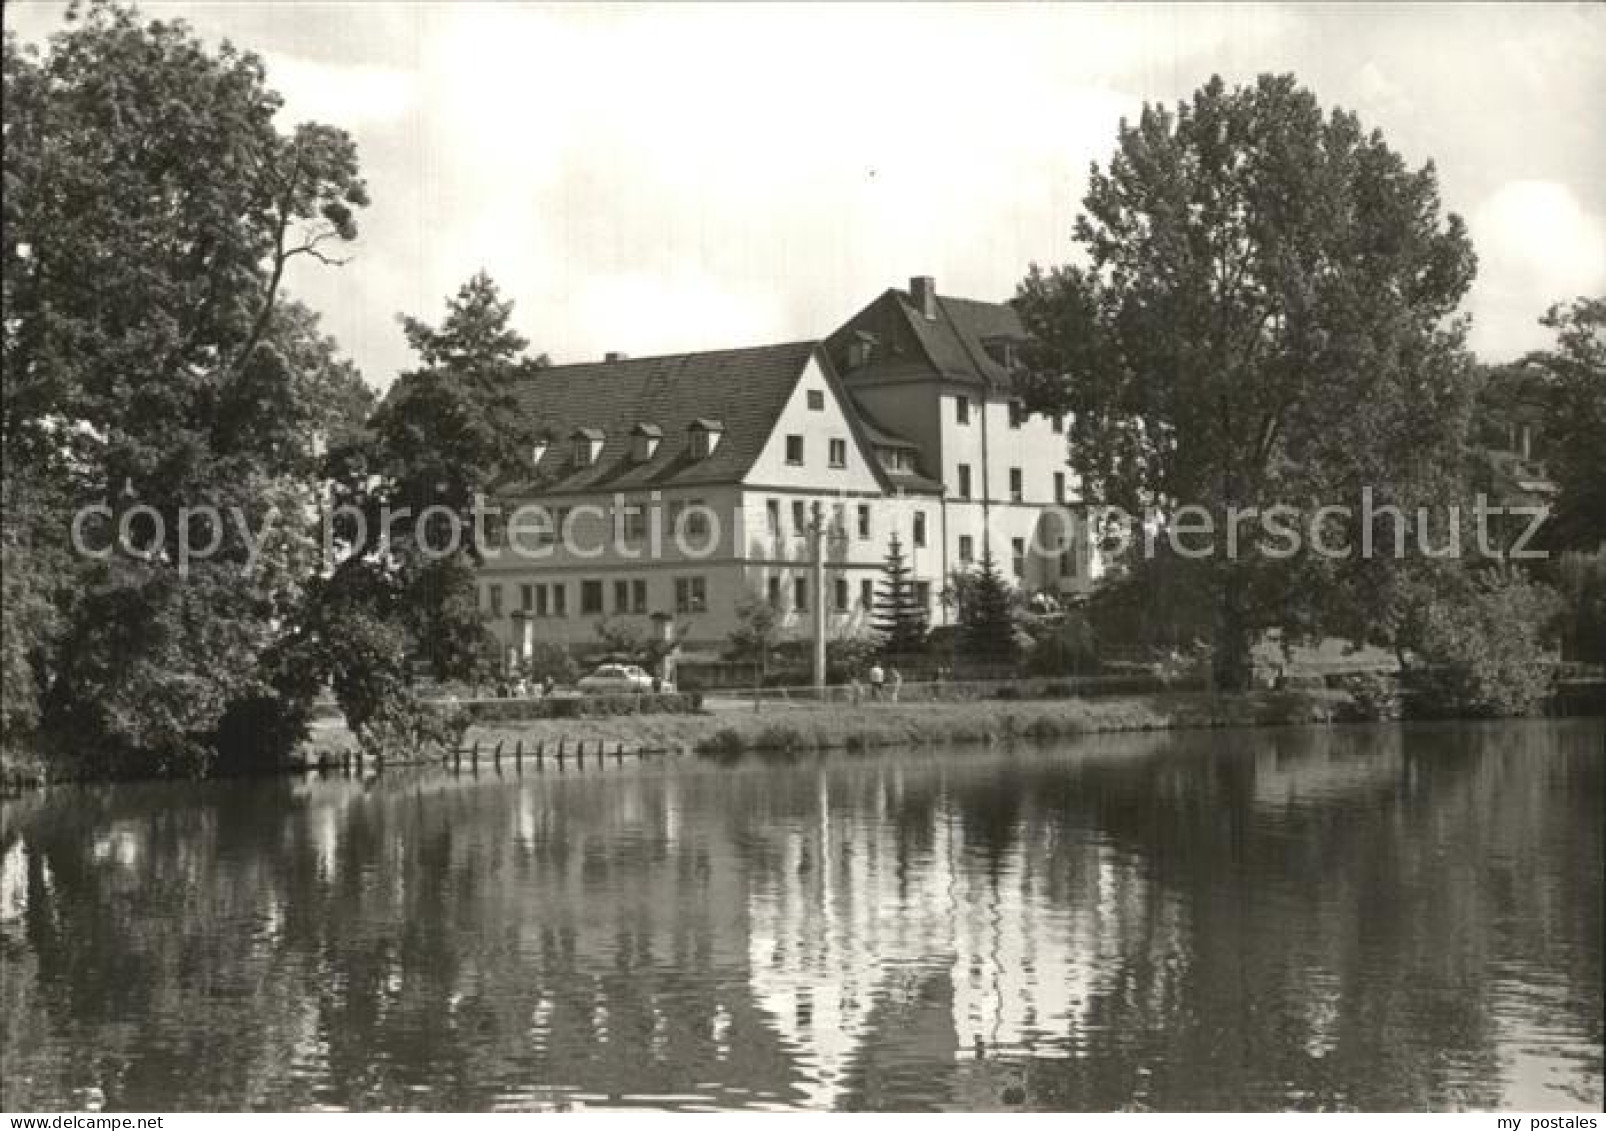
[310, 274, 540, 730]
[1016, 73, 1477, 689]
[1525, 298, 1605, 551]
[2, 2, 372, 772]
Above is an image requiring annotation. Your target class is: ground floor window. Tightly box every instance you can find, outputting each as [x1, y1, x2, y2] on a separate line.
[613, 579, 630, 613]
[1012, 537, 1026, 577]
[632, 578, 648, 613]
[487, 584, 503, 618]
[835, 577, 850, 611]
[768, 575, 782, 608]
[793, 576, 808, 611]
[552, 583, 567, 617]
[914, 580, 931, 609]
[860, 577, 874, 608]
[581, 579, 604, 615]
[675, 576, 707, 613]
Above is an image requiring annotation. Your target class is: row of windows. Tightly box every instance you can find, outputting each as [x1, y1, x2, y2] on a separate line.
[952, 465, 1069, 504]
[952, 535, 1079, 579]
[785, 434, 849, 468]
[486, 572, 954, 621]
[766, 575, 934, 613]
[761, 499, 929, 546]
[955, 397, 1065, 433]
[483, 576, 706, 618]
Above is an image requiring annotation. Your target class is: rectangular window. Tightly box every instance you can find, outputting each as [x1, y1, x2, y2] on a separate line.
[573, 438, 595, 467]
[1009, 400, 1025, 429]
[913, 510, 927, 547]
[829, 438, 847, 468]
[958, 535, 974, 564]
[767, 498, 781, 536]
[670, 499, 710, 539]
[621, 503, 647, 543]
[1012, 537, 1026, 577]
[807, 389, 825, 411]
[1054, 471, 1066, 504]
[552, 583, 567, 618]
[675, 576, 707, 614]
[955, 397, 970, 426]
[768, 575, 782, 609]
[488, 584, 504, 618]
[860, 578, 874, 609]
[832, 502, 846, 538]
[914, 581, 931, 609]
[792, 499, 807, 534]
[957, 464, 972, 499]
[534, 584, 549, 618]
[785, 435, 804, 465]
[613, 579, 630, 613]
[519, 584, 534, 613]
[793, 577, 808, 611]
[632, 579, 648, 613]
[581, 579, 604, 615]
[1010, 467, 1023, 502]
[857, 504, 871, 540]
[835, 577, 850, 611]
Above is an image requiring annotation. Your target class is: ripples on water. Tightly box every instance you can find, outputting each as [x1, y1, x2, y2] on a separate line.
[1, 719, 1600, 1111]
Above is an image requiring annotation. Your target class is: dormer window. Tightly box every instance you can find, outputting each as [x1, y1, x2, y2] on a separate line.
[571, 427, 605, 467]
[531, 437, 549, 466]
[688, 418, 723, 460]
[631, 423, 662, 463]
[845, 330, 877, 371]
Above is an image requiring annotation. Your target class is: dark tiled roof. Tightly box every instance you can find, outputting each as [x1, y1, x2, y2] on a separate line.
[502, 342, 818, 494]
[828, 287, 1026, 390]
[848, 397, 919, 450]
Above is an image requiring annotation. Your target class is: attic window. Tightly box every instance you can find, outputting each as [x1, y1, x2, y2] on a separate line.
[571, 427, 605, 467]
[631, 423, 662, 463]
[845, 331, 877, 370]
[688, 418, 723, 460]
[531, 438, 549, 466]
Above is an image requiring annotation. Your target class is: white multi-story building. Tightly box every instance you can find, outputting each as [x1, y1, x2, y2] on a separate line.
[478, 278, 1098, 658]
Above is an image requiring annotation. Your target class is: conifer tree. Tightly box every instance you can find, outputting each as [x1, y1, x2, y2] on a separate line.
[959, 550, 1019, 662]
[872, 533, 927, 656]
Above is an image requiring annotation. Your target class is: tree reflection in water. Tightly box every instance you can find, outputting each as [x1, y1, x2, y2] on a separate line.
[1, 720, 1600, 1111]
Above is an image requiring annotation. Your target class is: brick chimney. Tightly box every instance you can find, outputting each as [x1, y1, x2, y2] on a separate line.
[910, 276, 937, 321]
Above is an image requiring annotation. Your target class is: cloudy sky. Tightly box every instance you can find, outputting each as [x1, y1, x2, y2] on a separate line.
[10, 2, 1606, 387]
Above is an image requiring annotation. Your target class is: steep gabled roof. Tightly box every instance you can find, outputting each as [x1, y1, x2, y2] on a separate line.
[827, 285, 1027, 390]
[502, 342, 818, 494]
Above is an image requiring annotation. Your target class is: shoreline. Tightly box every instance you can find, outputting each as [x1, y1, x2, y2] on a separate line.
[9, 686, 1601, 791]
[300, 688, 1355, 763]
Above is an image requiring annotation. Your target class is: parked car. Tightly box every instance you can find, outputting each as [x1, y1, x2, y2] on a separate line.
[576, 663, 672, 695]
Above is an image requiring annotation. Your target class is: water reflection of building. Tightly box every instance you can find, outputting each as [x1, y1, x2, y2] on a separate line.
[744, 769, 1191, 1109]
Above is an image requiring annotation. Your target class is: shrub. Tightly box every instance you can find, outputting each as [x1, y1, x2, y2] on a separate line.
[1339, 672, 1403, 721]
[1406, 570, 1561, 717]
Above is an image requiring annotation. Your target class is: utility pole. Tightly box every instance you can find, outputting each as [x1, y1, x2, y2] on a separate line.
[811, 500, 828, 692]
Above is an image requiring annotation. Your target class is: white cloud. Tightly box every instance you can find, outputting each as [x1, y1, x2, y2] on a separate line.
[264, 54, 416, 127]
[1468, 180, 1606, 359]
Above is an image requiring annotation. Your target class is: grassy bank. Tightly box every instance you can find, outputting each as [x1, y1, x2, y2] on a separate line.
[299, 688, 1349, 764]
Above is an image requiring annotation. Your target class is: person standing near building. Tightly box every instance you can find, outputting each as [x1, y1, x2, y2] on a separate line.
[888, 667, 902, 703]
[868, 662, 885, 701]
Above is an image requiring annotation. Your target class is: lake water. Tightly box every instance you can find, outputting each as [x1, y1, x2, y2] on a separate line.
[2, 719, 1601, 1112]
